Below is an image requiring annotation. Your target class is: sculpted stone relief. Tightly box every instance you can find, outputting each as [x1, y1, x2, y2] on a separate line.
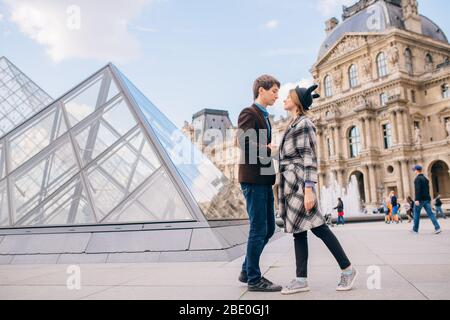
[387, 45, 400, 70]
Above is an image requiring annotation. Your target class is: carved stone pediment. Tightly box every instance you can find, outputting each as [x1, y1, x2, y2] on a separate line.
[317, 35, 382, 66]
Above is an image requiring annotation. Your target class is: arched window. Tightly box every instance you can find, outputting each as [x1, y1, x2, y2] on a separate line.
[348, 64, 359, 88]
[376, 52, 388, 77]
[348, 126, 361, 158]
[442, 84, 450, 99]
[405, 48, 414, 74]
[324, 75, 333, 97]
[426, 53, 433, 65]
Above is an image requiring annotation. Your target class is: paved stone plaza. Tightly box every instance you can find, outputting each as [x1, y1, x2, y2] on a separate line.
[0, 220, 449, 300]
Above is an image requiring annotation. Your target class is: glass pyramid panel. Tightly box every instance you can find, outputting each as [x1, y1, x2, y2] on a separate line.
[63, 72, 119, 127]
[9, 106, 67, 171]
[0, 180, 9, 226]
[74, 97, 137, 164]
[14, 176, 96, 227]
[0, 57, 53, 138]
[0, 142, 5, 180]
[103, 167, 193, 223]
[114, 68, 247, 220]
[86, 126, 165, 220]
[12, 137, 78, 223]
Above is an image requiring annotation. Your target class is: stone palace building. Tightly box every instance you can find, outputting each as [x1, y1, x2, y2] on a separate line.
[183, 0, 450, 210]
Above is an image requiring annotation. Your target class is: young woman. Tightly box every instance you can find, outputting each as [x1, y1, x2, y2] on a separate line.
[334, 198, 345, 226]
[390, 191, 399, 224]
[278, 85, 357, 295]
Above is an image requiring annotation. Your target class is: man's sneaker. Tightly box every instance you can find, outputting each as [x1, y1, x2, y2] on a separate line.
[435, 229, 442, 235]
[248, 277, 282, 292]
[238, 271, 248, 284]
[410, 229, 419, 235]
[336, 267, 358, 291]
[281, 278, 310, 295]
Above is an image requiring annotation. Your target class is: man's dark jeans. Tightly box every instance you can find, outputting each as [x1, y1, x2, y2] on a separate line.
[413, 200, 441, 232]
[240, 183, 275, 285]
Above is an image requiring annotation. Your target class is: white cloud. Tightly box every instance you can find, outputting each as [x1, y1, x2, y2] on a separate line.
[317, 0, 355, 17]
[0, 13, 4, 21]
[271, 79, 314, 119]
[3, 0, 152, 63]
[264, 20, 279, 29]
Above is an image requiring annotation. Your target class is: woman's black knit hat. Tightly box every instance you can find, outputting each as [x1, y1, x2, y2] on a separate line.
[295, 84, 320, 111]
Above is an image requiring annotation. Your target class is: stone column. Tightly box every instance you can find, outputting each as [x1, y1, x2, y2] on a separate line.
[402, 111, 411, 144]
[364, 117, 375, 149]
[335, 126, 342, 159]
[329, 126, 336, 158]
[390, 111, 399, 146]
[317, 131, 324, 162]
[362, 165, 371, 204]
[360, 118, 367, 150]
[397, 110, 406, 144]
[401, 160, 412, 200]
[395, 160, 404, 199]
[338, 169, 345, 189]
[369, 164, 378, 204]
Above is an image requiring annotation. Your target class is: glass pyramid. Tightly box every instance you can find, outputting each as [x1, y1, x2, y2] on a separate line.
[0, 57, 53, 138]
[0, 64, 246, 229]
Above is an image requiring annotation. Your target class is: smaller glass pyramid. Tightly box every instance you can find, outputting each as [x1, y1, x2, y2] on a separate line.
[0, 57, 53, 138]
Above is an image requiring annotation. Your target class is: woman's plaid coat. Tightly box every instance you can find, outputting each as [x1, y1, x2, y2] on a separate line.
[278, 116, 325, 234]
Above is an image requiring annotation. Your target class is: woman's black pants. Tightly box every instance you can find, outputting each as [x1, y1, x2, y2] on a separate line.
[294, 224, 351, 278]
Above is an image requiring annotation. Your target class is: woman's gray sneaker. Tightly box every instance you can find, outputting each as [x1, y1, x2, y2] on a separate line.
[281, 278, 310, 295]
[336, 267, 358, 291]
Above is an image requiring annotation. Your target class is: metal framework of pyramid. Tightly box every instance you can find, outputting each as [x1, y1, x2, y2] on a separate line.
[0, 57, 53, 138]
[0, 63, 252, 264]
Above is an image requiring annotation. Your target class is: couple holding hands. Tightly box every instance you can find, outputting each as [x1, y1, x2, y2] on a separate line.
[237, 75, 357, 294]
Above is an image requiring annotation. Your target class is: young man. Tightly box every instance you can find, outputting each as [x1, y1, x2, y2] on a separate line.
[412, 165, 442, 234]
[237, 74, 281, 292]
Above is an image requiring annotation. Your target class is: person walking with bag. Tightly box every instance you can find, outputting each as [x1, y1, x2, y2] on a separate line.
[278, 85, 357, 295]
[334, 198, 345, 226]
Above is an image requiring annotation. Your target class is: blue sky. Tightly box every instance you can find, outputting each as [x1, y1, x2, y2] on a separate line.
[1, 0, 450, 128]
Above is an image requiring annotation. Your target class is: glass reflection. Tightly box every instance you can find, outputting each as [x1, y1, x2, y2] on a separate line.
[0, 180, 9, 226]
[87, 127, 162, 220]
[15, 176, 96, 227]
[116, 69, 247, 220]
[12, 138, 78, 223]
[9, 106, 67, 171]
[104, 168, 193, 223]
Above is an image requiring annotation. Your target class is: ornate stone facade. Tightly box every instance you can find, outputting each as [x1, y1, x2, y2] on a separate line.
[311, 0, 450, 209]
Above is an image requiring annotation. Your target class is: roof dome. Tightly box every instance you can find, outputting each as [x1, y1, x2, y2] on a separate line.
[318, 0, 448, 59]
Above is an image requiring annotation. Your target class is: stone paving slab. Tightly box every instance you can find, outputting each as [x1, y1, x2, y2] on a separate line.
[0, 220, 449, 300]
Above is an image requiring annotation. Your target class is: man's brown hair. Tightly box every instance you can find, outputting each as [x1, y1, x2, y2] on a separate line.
[253, 74, 280, 100]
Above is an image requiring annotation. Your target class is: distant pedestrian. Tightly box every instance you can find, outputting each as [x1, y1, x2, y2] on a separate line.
[434, 195, 446, 219]
[405, 196, 414, 223]
[411, 165, 441, 235]
[383, 198, 390, 224]
[334, 198, 345, 226]
[390, 191, 400, 224]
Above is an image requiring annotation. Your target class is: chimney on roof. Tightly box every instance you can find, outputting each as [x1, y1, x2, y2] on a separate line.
[402, 0, 422, 34]
[325, 17, 339, 35]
